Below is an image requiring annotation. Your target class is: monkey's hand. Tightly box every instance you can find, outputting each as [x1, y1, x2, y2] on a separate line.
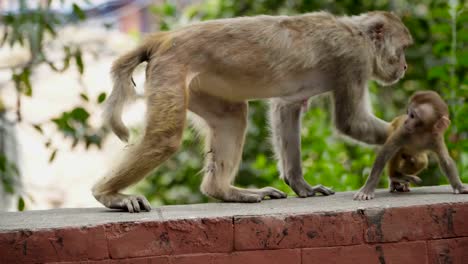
[94, 193, 152, 213]
[353, 187, 375, 200]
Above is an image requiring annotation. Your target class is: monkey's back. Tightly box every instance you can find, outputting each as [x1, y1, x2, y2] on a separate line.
[151, 12, 371, 77]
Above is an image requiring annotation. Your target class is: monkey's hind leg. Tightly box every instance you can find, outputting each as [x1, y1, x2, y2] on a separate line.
[269, 99, 334, 197]
[92, 78, 187, 212]
[189, 92, 287, 202]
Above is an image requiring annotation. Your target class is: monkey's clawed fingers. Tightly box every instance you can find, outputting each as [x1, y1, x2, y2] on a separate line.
[311, 184, 335, 196]
[288, 178, 335, 198]
[102, 193, 152, 213]
[353, 189, 375, 201]
[123, 195, 152, 213]
[260, 187, 288, 199]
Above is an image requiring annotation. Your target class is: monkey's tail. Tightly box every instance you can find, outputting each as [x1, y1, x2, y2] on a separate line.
[103, 43, 150, 142]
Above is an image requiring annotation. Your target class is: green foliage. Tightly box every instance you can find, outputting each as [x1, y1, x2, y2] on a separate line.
[137, 0, 467, 204]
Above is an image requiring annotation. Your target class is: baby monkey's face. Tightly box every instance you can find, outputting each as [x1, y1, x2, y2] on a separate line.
[404, 103, 436, 133]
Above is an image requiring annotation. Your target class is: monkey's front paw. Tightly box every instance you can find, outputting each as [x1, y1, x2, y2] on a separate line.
[353, 189, 375, 200]
[287, 178, 335, 197]
[96, 193, 152, 213]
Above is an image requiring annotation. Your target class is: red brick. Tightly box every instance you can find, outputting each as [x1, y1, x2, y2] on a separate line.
[302, 241, 427, 264]
[165, 218, 233, 254]
[302, 244, 379, 263]
[428, 237, 468, 264]
[168, 249, 301, 264]
[167, 253, 227, 264]
[105, 217, 233, 259]
[114, 256, 170, 264]
[50, 257, 170, 264]
[365, 204, 456, 243]
[234, 212, 364, 250]
[380, 241, 428, 264]
[231, 249, 301, 264]
[0, 226, 108, 263]
[452, 203, 468, 236]
[105, 221, 172, 259]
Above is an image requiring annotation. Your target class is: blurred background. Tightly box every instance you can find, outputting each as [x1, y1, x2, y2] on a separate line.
[0, 0, 466, 211]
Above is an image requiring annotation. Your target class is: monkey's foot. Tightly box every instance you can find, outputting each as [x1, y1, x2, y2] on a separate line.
[94, 193, 151, 213]
[455, 186, 468, 194]
[235, 187, 287, 202]
[287, 178, 335, 198]
[389, 182, 410, 193]
[216, 186, 287, 203]
[257, 187, 288, 199]
[353, 188, 375, 200]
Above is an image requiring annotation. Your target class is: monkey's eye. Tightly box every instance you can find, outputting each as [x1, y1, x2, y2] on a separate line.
[409, 113, 414, 119]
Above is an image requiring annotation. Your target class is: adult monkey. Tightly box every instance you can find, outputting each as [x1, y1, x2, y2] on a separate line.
[93, 11, 412, 212]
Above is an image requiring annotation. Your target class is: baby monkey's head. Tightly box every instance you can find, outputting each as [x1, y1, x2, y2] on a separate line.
[404, 91, 450, 134]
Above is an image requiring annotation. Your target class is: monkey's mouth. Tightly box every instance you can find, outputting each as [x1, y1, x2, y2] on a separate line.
[397, 70, 406, 80]
[374, 70, 404, 86]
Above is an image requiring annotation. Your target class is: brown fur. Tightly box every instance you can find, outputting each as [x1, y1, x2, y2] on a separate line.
[409, 90, 449, 119]
[93, 11, 413, 212]
[355, 91, 468, 200]
[387, 115, 427, 192]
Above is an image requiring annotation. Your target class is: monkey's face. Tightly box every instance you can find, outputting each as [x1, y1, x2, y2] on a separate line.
[404, 103, 435, 133]
[372, 40, 410, 86]
[370, 16, 412, 86]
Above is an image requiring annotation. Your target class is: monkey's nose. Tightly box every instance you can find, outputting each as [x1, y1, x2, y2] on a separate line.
[404, 64, 408, 71]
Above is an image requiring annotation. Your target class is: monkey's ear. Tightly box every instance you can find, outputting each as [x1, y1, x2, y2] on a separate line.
[369, 22, 385, 41]
[433, 116, 451, 134]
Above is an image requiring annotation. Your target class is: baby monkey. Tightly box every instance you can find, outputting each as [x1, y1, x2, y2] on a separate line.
[387, 115, 428, 192]
[354, 91, 468, 200]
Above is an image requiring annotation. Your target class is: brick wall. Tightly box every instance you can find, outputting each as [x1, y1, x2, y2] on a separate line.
[1, 186, 468, 263]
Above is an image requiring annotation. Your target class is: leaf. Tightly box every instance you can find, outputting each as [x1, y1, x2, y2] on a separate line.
[17, 197, 25, 211]
[70, 107, 90, 122]
[32, 124, 43, 134]
[71, 138, 79, 149]
[17, 68, 32, 96]
[97, 92, 106, 104]
[85, 134, 101, 149]
[72, 4, 86, 20]
[457, 51, 468, 67]
[49, 149, 57, 163]
[427, 65, 448, 81]
[43, 20, 57, 37]
[0, 155, 6, 172]
[80, 93, 89, 102]
[163, 3, 176, 16]
[75, 49, 84, 75]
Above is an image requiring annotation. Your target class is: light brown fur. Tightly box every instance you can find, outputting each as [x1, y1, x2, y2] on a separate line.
[94, 11, 413, 212]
